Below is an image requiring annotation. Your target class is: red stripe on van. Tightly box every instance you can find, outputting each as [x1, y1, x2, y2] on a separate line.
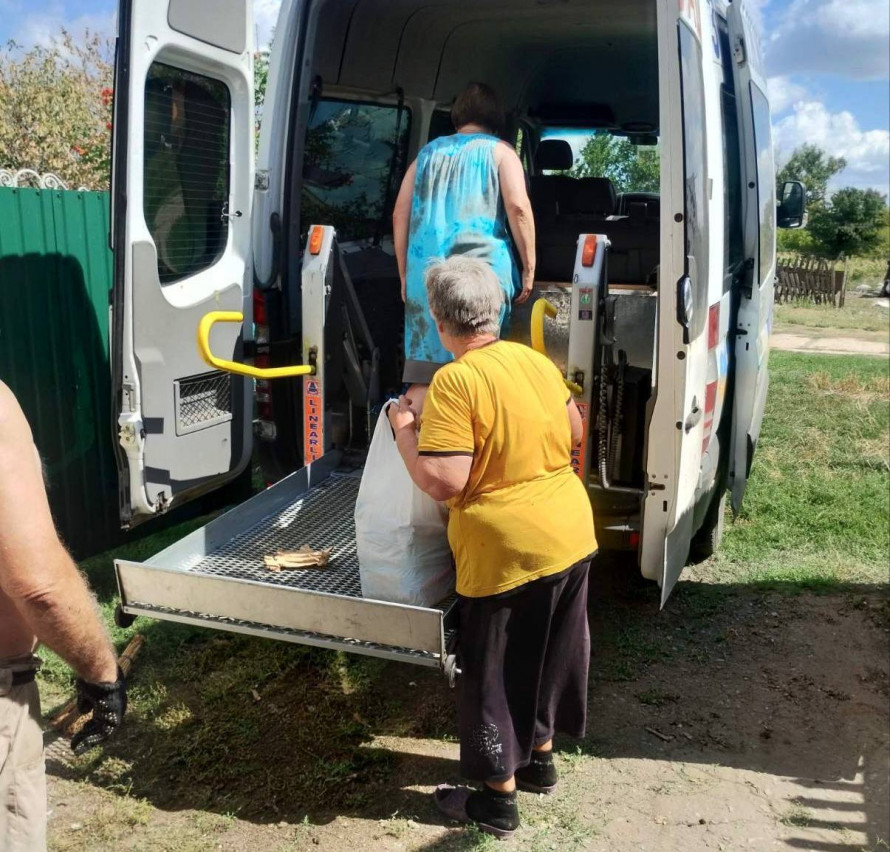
[708, 303, 720, 350]
[704, 380, 718, 415]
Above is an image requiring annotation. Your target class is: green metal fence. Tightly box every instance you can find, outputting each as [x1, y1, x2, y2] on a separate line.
[0, 187, 120, 557]
[0, 186, 254, 559]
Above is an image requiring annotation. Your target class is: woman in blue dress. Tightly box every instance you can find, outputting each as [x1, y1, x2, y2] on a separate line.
[392, 83, 536, 392]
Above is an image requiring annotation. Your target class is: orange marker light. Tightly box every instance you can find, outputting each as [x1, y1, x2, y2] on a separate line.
[308, 225, 324, 255]
[581, 234, 597, 267]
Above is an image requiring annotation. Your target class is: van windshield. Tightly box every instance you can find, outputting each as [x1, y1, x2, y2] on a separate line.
[541, 129, 660, 196]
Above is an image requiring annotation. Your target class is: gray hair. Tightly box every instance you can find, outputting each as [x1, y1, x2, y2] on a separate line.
[425, 256, 505, 338]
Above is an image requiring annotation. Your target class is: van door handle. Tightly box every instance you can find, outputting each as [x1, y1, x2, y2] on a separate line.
[684, 398, 702, 433]
[530, 299, 584, 396]
[197, 312, 315, 379]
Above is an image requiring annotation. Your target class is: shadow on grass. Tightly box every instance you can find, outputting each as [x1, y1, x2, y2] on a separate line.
[47, 552, 889, 851]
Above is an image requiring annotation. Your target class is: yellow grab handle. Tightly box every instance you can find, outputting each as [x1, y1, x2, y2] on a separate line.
[197, 311, 315, 379]
[529, 299, 583, 397]
[530, 298, 557, 356]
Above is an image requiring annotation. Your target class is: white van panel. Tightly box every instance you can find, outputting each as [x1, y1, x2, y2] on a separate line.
[111, 0, 255, 525]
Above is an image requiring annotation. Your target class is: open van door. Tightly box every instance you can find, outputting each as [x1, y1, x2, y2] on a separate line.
[639, 0, 711, 605]
[726, 0, 775, 512]
[110, 0, 255, 527]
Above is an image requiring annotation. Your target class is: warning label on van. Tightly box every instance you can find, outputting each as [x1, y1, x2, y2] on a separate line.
[571, 402, 590, 479]
[304, 378, 323, 464]
[578, 288, 594, 321]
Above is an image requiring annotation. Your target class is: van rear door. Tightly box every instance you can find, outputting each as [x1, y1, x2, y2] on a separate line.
[639, 0, 710, 605]
[726, 0, 775, 512]
[110, 0, 255, 527]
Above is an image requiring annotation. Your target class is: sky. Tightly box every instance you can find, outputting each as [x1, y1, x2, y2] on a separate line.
[1, 0, 887, 196]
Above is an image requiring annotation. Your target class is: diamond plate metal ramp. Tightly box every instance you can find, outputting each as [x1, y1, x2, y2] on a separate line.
[114, 454, 455, 666]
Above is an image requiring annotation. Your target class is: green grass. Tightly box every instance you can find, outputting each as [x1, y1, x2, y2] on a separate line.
[708, 351, 890, 587]
[36, 511, 226, 708]
[846, 256, 889, 289]
[774, 293, 890, 335]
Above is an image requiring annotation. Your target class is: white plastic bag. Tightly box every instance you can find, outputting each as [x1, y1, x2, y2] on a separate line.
[355, 405, 454, 607]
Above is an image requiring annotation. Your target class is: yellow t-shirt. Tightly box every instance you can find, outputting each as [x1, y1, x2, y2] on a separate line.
[417, 341, 596, 597]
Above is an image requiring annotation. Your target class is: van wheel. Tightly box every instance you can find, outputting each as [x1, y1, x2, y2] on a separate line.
[689, 493, 726, 562]
[114, 604, 136, 629]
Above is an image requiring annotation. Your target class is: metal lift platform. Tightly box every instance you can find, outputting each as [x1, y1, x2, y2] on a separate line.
[115, 453, 457, 668]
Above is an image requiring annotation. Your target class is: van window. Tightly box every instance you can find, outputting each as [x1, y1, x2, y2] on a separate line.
[542, 129, 660, 193]
[678, 23, 708, 337]
[428, 110, 455, 142]
[143, 63, 231, 285]
[301, 100, 411, 242]
[718, 20, 744, 291]
[750, 83, 776, 286]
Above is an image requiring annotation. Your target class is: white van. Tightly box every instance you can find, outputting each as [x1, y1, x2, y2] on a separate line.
[109, 0, 806, 666]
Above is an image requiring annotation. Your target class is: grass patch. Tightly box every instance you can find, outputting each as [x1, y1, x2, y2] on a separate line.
[704, 352, 889, 587]
[635, 689, 680, 707]
[846, 256, 889, 290]
[774, 293, 890, 336]
[780, 803, 813, 828]
[37, 510, 227, 710]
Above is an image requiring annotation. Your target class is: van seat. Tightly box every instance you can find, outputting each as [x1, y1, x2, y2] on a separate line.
[605, 207, 660, 286]
[534, 172, 618, 281]
[529, 139, 574, 226]
[563, 177, 617, 218]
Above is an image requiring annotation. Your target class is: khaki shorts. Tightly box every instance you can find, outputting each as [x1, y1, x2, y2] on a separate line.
[0, 667, 46, 852]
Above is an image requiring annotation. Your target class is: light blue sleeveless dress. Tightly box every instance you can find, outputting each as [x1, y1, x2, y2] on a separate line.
[403, 133, 521, 383]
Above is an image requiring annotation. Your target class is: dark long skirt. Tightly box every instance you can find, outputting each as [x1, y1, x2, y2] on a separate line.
[457, 556, 592, 783]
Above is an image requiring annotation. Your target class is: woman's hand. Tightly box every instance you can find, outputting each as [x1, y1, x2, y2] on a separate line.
[400, 276, 407, 303]
[515, 270, 535, 305]
[388, 395, 417, 434]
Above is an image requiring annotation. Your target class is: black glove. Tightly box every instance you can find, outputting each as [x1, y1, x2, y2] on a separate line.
[70, 667, 127, 756]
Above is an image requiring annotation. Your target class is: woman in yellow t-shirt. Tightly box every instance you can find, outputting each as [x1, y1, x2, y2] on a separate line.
[388, 256, 596, 840]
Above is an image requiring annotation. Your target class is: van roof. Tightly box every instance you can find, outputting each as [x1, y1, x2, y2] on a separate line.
[311, 0, 658, 131]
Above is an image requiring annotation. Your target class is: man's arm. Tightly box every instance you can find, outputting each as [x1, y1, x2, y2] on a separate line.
[496, 142, 536, 304]
[0, 382, 117, 684]
[392, 159, 417, 303]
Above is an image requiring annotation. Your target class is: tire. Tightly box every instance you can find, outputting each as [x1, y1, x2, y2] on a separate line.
[689, 492, 726, 562]
[114, 603, 137, 629]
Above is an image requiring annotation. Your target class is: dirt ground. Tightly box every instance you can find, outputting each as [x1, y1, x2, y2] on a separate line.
[44, 555, 890, 852]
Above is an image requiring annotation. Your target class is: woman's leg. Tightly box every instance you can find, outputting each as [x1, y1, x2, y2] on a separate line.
[514, 559, 591, 794]
[534, 558, 591, 745]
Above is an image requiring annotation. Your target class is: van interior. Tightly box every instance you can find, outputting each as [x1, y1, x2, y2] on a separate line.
[283, 0, 662, 530]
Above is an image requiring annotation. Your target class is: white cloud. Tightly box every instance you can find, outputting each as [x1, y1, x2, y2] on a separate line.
[254, 0, 281, 50]
[12, 5, 115, 48]
[767, 76, 808, 115]
[11, 2, 280, 51]
[766, 0, 890, 80]
[773, 99, 890, 197]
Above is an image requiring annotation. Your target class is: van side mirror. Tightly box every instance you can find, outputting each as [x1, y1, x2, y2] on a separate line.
[777, 180, 807, 229]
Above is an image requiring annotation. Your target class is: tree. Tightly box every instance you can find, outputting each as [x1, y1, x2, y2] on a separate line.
[254, 48, 270, 135]
[0, 32, 113, 190]
[569, 134, 659, 194]
[807, 187, 888, 258]
[777, 144, 846, 207]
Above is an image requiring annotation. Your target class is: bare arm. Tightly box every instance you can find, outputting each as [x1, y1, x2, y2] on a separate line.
[496, 142, 536, 304]
[568, 398, 584, 446]
[388, 397, 471, 501]
[392, 160, 417, 303]
[0, 383, 117, 684]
